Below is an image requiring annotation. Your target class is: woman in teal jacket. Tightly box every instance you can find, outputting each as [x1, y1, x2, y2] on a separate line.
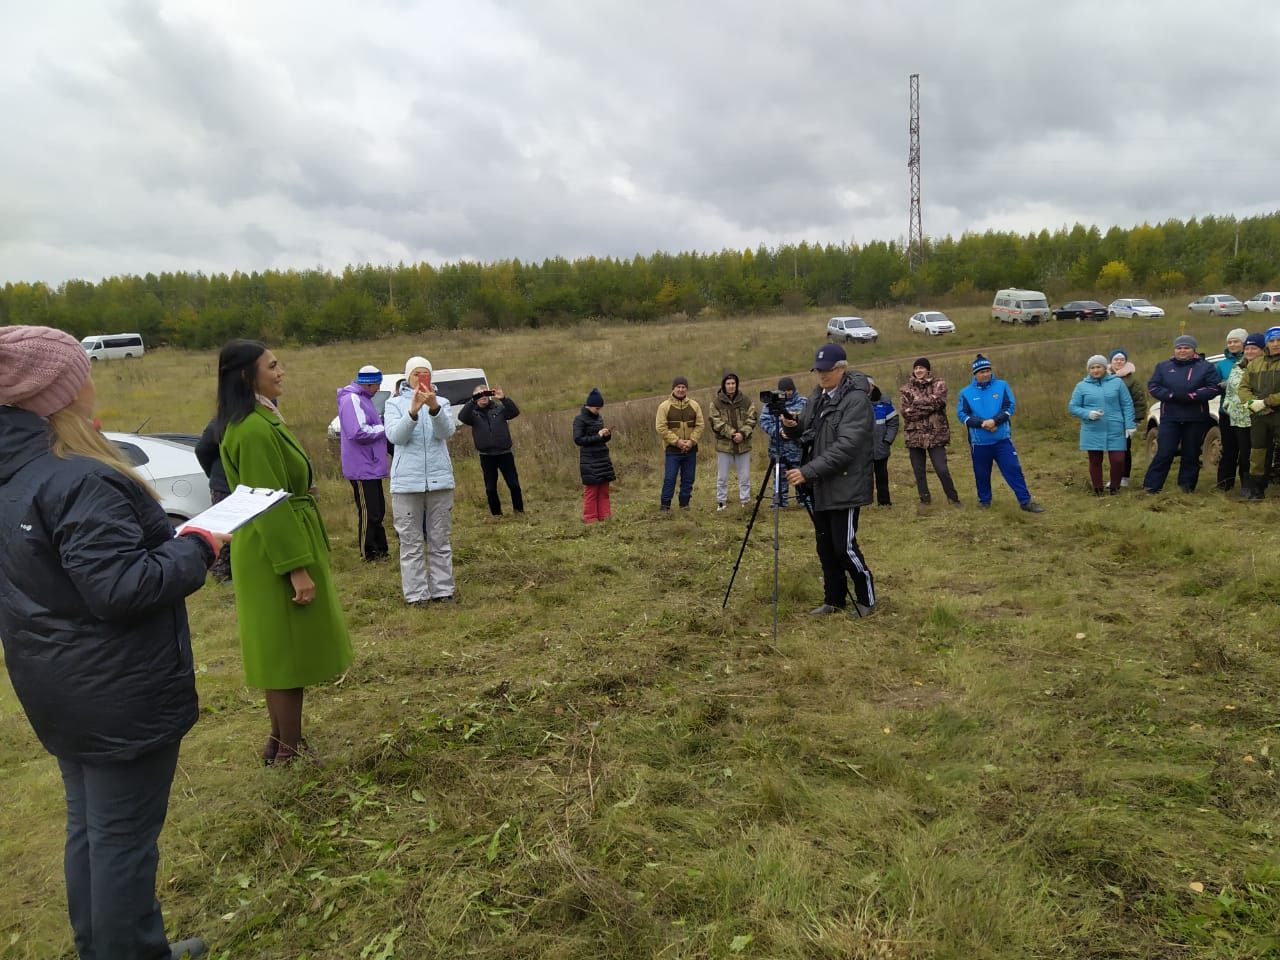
[1068, 354, 1136, 495]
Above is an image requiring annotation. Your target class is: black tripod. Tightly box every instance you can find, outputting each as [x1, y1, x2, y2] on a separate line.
[723, 458, 803, 643]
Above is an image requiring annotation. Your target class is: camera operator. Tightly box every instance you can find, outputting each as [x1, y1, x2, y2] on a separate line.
[458, 384, 524, 516]
[758, 376, 810, 508]
[781, 344, 877, 617]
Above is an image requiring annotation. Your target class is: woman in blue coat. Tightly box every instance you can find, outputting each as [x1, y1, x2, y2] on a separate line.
[1068, 354, 1136, 495]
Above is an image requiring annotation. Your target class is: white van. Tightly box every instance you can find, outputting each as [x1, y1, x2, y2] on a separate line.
[81, 333, 146, 361]
[991, 289, 1051, 325]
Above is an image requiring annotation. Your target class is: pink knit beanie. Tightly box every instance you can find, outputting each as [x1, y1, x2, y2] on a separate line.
[0, 326, 92, 416]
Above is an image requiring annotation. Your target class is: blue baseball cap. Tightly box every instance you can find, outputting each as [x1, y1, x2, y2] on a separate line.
[812, 343, 847, 371]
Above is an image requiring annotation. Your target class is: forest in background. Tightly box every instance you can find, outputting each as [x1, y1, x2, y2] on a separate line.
[2, 211, 1278, 347]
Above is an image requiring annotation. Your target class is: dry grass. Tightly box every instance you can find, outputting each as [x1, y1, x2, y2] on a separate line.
[2, 307, 1279, 959]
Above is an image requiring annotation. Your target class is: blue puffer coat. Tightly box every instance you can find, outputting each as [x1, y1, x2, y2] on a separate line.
[384, 384, 457, 493]
[1068, 372, 1135, 451]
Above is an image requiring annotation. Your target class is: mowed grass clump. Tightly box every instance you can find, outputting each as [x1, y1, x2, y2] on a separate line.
[2, 309, 1280, 958]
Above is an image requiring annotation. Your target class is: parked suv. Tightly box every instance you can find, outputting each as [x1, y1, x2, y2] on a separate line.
[991, 289, 1050, 325]
[826, 316, 878, 344]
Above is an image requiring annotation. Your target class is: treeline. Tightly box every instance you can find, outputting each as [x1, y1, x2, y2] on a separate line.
[2, 213, 1278, 347]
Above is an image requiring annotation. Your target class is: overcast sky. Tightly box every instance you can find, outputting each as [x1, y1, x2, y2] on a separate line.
[2, 0, 1277, 284]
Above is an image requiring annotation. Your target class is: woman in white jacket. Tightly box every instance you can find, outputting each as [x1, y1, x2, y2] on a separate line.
[384, 356, 458, 604]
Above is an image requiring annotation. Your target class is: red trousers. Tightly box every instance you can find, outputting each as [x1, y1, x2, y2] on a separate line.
[583, 482, 611, 523]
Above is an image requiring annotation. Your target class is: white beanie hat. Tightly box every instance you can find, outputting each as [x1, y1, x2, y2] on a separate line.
[1227, 328, 1248, 344]
[404, 356, 432, 382]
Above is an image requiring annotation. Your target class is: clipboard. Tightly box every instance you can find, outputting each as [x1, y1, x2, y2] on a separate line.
[176, 486, 291, 536]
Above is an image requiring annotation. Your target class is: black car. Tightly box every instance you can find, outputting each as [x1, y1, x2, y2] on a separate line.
[1052, 300, 1108, 322]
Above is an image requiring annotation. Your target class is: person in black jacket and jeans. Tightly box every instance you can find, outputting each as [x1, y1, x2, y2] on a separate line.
[457, 383, 525, 515]
[195, 418, 233, 580]
[1143, 334, 1222, 494]
[781, 343, 878, 617]
[0, 325, 225, 960]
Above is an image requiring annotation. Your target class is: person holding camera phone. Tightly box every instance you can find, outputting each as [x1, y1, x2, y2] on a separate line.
[458, 383, 525, 516]
[781, 343, 878, 618]
[574, 387, 615, 522]
[384, 356, 458, 604]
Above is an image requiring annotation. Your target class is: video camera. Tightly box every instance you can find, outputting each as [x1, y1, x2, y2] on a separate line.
[759, 390, 790, 418]
[475, 389, 497, 399]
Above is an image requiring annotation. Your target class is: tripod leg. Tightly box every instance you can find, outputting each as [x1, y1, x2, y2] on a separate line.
[722, 459, 779, 608]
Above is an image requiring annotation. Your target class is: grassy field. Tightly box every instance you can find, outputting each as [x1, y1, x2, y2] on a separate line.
[3, 306, 1280, 959]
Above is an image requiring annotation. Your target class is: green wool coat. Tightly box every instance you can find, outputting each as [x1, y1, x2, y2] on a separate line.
[220, 406, 353, 689]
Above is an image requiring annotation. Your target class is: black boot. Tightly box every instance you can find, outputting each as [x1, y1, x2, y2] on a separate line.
[1239, 476, 1265, 501]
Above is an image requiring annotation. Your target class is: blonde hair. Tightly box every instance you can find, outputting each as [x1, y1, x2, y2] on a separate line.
[47, 409, 160, 501]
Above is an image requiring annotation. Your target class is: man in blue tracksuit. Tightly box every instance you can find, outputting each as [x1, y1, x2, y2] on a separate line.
[956, 354, 1045, 512]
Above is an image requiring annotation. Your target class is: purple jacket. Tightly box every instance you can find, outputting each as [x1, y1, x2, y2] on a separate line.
[337, 382, 389, 480]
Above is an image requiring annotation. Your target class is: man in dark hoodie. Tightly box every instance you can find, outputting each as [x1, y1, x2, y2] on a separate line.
[710, 372, 758, 510]
[781, 344, 878, 618]
[1143, 334, 1221, 494]
[458, 383, 524, 516]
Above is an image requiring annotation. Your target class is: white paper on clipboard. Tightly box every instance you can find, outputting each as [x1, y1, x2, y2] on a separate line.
[175, 486, 291, 536]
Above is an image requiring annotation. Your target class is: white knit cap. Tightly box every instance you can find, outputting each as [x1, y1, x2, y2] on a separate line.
[1227, 328, 1248, 343]
[404, 356, 432, 381]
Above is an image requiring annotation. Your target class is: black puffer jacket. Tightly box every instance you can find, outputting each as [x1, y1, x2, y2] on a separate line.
[457, 396, 519, 455]
[0, 407, 213, 762]
[573, 406, 616, 485]
[195, 418, 230, 496]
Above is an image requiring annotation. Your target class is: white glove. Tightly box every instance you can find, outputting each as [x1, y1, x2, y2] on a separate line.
[1249, 399, 1268, 413]
[1087, 410, 1103, 420]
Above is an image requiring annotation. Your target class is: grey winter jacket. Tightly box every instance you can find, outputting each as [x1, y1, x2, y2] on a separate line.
[788, 371, 874, 510]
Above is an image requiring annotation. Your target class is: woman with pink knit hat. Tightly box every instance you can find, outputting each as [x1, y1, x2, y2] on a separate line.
[0, 325, 222, 959]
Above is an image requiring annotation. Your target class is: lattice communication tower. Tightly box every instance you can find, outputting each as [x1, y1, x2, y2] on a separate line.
[908, 73, 923, 271]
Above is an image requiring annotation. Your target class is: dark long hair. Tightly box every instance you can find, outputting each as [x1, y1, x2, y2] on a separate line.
[215, 339, 267, 440]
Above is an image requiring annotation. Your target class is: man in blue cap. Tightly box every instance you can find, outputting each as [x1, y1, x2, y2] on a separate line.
[956, 354, 1044, 512]
[1143, 334, 1221, 495]
[780, 343, 878, 617]
[1236, 326, 1280, 500]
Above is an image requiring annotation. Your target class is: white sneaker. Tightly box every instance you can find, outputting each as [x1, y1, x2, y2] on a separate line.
[716, 502, 726, 511]
[1119, 477, 1130, 488]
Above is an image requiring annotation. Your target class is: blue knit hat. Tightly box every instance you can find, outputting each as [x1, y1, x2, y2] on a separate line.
[971, 354, 992, 374]
[585, 387, 604, 407]
[1245, 332, 1266, 349]
[1108, 348, 1128, 361]
[1266, 327, 1280, 343]
[356, 364, 382, 385]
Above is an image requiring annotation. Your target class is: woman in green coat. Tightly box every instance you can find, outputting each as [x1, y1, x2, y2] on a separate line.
[217, 340, 353, 764]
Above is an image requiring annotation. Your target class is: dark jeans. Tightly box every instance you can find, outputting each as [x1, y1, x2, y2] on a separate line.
[1144, 419, 1209, 492]
[908, 446, 958, 502]
[970, 438, 1031, 505]
[1120, 435, 1134, 480]
[58, 740, 182, 960]
[350, 479, 389, 560]
[810, 506, 876, 608]
[1217, 423, 1250, 490]
[871, 458, 891, 505]
[479, 452, 524, 515]
[661, 449, 697, 507]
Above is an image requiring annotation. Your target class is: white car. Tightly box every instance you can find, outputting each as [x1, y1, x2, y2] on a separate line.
[1107, 298, 1165, 319]
[1188, 294, 1244, 316]
[907, 310, 955, 336]
[826, 316, 878, 344]
[325, 367, 489, 440]
[105, 432, 213, 523]
[1245, 292, 1280, 313]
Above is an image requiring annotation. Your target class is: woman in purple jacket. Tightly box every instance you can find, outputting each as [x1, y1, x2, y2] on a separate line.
[336, 365, 390, 561]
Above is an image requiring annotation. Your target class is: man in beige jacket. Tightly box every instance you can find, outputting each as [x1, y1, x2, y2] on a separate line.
[655, 376, 705, 510]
